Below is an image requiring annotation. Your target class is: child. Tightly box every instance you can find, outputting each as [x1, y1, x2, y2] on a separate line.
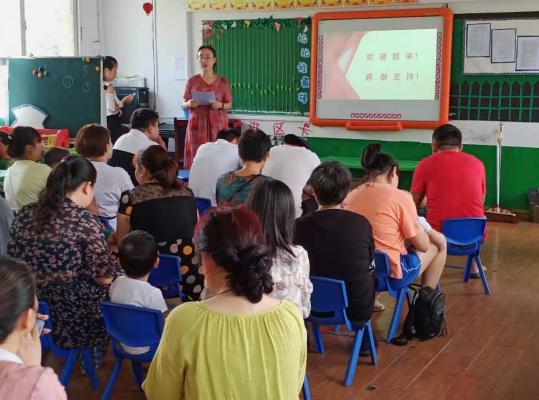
[103, 56, 134, 144]
[43, 147, 69, 169]
[110, 230, 168, 355]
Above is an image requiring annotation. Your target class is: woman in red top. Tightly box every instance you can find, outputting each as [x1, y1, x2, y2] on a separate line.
[182, 45, 232, 169]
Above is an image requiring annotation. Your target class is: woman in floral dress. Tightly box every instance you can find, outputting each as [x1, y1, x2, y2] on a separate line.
[182, 45, 232, 169]
[8, 156, 119, 367]
[116, 145, 202, 301]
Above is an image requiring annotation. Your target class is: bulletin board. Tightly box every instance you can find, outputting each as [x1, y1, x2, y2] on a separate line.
[8, 57, 103, 136]
[202, 17, 311, 116]
[450, 15, 539, 122]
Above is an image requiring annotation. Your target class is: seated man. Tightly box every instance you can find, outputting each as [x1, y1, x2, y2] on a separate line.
[188, 128, 241, 205]
[262, 134, 320, 218]
[411, 124, 486, 277]
[109, 108, 166, 185]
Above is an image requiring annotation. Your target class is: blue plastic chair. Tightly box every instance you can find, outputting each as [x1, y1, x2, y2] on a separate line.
[309, 276, 377, 386]
[375, 251, 412, 343]
[148, 254, 182, 299]
[177, 169, 190, 182]
[100, 302, 165, 400]
[302, 375, 311, 400]
[195, 197, 212, 216]
[38, 301, 99, 390]
[442, 217, 490, 295]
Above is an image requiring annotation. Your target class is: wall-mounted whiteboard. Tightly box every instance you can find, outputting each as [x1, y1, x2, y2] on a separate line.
[310, 8, 453, 130]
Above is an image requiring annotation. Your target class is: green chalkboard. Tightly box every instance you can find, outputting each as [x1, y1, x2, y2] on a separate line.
[203, 17, 311, 116]
[450, 18, 539, 122]
[8, 57, 102, 136]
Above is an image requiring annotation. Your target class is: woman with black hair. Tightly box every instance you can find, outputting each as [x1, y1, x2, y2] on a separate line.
[0, 131, 12, 169]
[216, 128, 271, 206]
[116, 145, 202, 300]
[143, 207, 307, 400]
[182, 45, 232, 169]
[4, 126, 51, 210]
[103, 56, 134, 143]
[8, 156, 119, 367]
[246, 179, 312, 318]
[344, 144, 446, 290]
[0, 256, 66, 399]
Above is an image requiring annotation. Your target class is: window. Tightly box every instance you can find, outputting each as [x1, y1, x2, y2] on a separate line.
[0, 0, 23, 57]
[24, 0, 75, 57]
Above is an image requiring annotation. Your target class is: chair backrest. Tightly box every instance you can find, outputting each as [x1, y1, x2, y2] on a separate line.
[374, 251, 391, 291]
[310, 276, 351, 329]
[108, 149, 136, 186]
[38, 301, 54, 351]
[195, 197, 212, 216]
[101, 302, 164, 350]
[442, 217, 486, 245]
[148, 254, 182, 298]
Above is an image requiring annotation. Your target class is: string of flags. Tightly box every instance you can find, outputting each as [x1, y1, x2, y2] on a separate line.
[188, 0, 417, 12]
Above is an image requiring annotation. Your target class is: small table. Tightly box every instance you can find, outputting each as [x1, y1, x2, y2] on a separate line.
[319, 156, 418, 172]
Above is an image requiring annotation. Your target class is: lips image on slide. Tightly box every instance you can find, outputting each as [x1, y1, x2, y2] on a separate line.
[322, 32, 365, 100]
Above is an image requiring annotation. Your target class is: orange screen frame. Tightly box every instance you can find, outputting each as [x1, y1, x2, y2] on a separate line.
[309, 8, 453, 130]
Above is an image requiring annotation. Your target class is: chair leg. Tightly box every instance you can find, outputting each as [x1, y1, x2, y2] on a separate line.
[131, 361, 144, 389]
[475, 255, 491, 295]
[365, 321, 378, 366]
[59, 350, 79, 388]
[312, 323, 324, 353]
[302, 374, 311, 400]
[101, 359, 123, 400]
[81, 349, 99, 390]
[344, 327, 364, 386]
[387, 288, 406, 343]
[463, 255, 474, 282]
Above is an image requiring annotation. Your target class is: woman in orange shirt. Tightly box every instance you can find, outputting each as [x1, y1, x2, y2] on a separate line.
[344, 144, 446, 290]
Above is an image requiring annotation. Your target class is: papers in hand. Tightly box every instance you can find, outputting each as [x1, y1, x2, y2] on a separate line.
[191, 90, 216, 106]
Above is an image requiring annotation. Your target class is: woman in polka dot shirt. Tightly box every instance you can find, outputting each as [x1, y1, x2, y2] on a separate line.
[116, 145, 203, 300]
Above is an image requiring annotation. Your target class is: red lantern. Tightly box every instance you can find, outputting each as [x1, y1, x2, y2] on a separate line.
[143, 2, 153, 15]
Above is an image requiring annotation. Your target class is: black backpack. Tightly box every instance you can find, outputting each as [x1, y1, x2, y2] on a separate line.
[392, 284, 447, 345]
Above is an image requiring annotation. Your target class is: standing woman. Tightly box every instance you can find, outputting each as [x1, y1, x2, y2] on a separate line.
[182, 45, 232, 169]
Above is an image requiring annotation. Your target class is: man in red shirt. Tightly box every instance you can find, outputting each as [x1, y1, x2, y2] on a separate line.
[411, 124, 486, 277]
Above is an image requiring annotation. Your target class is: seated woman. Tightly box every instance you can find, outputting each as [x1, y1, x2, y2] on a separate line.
[295, 161, 376, 329]
[75, 124, 133, 230]
[216, 128, 271, 206]
[143, 207, 307, 400]
[116, 145, 201, 300]
[0, 256, 67, 400]
[0, 131, 12, 169]
[4, 127, 51, 211]
[344, 144, 446, 290]
[8, 156, 119, 367]
[246, 179, 312, 318]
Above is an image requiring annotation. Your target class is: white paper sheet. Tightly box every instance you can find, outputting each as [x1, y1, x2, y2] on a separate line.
[173, 53, 188, 80]
[516, 36, 539, 71]
[491, 29, 516, 63]
[192, 90, 215, 105]
[466, 23, 491, 57]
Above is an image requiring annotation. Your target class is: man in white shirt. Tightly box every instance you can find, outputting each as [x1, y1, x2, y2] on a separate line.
[188, 128, 241, 205]
[262, 134, 320, 217]
[110, 108, 166, 184]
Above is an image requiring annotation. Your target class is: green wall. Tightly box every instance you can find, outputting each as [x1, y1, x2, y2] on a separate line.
[307, 137, 536, 211]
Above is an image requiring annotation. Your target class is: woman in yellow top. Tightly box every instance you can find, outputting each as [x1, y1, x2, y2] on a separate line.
[143, 207, 307, 400]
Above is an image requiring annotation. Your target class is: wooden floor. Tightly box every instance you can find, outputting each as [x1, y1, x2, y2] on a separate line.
[45, 221, 539, 400]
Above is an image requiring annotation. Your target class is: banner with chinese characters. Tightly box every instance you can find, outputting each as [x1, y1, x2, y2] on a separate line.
[188, 0, 417, 11]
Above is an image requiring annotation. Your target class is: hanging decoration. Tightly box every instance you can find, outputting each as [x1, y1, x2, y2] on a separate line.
[188, 0, 417, 11]
[143, 2, 154, 15]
